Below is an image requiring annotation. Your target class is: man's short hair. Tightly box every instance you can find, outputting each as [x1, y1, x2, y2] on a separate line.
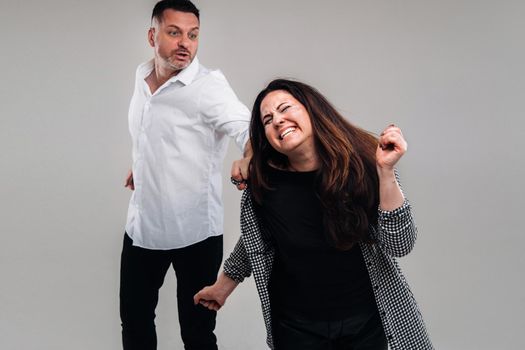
[152, 0, 200, 23]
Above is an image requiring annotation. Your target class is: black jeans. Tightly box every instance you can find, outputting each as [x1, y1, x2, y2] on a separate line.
[120, 233, 223, 350]
[273, 307, 387, 350]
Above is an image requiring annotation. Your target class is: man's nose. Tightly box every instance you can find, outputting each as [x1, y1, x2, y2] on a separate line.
[178, 35, 190, 49]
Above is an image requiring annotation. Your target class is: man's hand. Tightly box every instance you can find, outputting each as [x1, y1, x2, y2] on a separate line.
[230, 141, 252, 190]
[230, 157, 250, 190]
[124, 169, 134, 190]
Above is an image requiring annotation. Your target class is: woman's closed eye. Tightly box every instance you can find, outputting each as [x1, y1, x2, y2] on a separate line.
[262, 105, 290, 125]
[262, 115, 273, 125]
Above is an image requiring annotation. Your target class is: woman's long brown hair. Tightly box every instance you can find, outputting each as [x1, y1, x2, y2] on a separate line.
[250, 79, 379, 250]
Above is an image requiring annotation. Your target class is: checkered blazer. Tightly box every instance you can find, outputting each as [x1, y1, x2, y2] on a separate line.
[224, 184, 433, 349]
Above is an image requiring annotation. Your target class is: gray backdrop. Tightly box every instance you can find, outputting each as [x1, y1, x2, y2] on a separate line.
[1, 0, 524, 349]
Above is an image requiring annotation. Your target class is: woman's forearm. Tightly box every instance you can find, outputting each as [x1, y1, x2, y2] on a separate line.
[377, 167, 405, 211]
[216, 271, 239, 297]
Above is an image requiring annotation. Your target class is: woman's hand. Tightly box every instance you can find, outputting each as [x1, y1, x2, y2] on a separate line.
[194, 272, 238, 311]
[376, 124, 406, 210]
[376, 124, 407, 170]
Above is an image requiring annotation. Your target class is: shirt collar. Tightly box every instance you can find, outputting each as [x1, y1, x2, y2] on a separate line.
[138, 56, 200, 86]
[171, 56, 199, 86]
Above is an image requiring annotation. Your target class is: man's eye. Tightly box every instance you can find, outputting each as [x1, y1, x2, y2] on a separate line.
[170, 31, 181, 36]
[189, 32, 198, 40]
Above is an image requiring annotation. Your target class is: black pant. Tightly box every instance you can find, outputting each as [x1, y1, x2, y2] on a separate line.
[273, 307, 387, 350]
[120, 233, 223, 350]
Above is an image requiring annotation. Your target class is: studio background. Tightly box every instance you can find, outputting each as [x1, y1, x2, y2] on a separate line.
[1, 0, 523, 349]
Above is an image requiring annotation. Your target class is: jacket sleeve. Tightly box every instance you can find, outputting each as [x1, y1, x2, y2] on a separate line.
[223, 190, 255, 283]
[373, 170, 418, 258]
[223, 236, 252, 283]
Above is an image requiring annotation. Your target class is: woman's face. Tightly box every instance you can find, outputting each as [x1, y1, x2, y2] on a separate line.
[259, 90, 315, 159]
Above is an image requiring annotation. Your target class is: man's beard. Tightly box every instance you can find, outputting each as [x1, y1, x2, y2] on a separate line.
[165, 50, 193, 71]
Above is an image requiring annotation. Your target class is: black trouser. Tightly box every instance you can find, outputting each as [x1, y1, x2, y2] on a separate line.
[120, 233, 223, 350]
[273, 307, 387, 350]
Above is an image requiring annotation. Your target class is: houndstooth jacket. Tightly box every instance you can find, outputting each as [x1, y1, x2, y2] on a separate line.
[223, 187, 434, 350]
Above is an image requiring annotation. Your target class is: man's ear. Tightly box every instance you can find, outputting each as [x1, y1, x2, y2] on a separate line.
[148, 27, 155, 48]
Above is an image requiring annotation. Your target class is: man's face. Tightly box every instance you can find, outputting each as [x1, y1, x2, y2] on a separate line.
[149, 9, 199, 73]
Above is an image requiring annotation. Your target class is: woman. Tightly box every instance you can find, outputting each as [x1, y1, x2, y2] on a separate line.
[194, 79, 433, 350]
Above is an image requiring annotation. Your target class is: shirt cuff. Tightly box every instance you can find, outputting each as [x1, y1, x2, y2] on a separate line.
[223, 263, 247, 284]
[378, 199, 411, 219]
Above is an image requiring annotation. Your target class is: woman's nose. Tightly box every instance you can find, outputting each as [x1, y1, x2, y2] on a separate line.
[273, 114, 285, 127]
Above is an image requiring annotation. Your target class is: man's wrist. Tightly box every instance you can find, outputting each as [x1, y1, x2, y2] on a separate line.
[243, 141, 253, 158]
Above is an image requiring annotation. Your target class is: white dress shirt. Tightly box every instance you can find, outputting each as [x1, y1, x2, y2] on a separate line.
[125, 57, 250, 249]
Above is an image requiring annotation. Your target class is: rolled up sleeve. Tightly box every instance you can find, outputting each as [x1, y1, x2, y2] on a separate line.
[199, 70, 250, 152]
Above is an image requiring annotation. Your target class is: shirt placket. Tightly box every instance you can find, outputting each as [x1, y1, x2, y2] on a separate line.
[134, 85, 153, 212]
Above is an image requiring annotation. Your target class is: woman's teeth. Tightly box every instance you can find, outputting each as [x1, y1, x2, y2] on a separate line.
[280, 127, 296, 140]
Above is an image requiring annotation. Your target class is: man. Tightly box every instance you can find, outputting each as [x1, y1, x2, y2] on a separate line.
[120, 1, 250, 349]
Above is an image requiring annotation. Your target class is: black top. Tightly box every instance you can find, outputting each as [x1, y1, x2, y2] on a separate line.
[257, 167, 377, 321]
